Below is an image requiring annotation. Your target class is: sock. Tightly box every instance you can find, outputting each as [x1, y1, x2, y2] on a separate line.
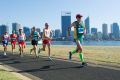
[71, 49, 77, 54]
[79, 52, 84, 62]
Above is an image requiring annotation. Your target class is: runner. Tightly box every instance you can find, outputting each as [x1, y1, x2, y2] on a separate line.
[10, 30, 17, 54]
[18, 28, 26, 57]
[68, 14, 87, 66]
[30, 27, 40, 57]
[38, 23, 52, 60]
[2, 32, 10, 56]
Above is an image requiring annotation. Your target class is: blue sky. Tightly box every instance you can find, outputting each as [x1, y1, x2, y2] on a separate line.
[0, 0, 120, 33]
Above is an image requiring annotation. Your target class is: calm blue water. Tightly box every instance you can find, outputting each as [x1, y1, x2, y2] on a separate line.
[51, 41, 120, 46]
[25, 41, 120, 46]
[1, 41, 119, 46]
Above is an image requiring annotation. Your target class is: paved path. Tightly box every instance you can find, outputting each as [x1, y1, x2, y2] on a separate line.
[0, 53, 120, 80]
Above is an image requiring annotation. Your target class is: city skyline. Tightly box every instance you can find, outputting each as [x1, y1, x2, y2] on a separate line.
[0, 0, 120, 33]
[0, 21, 120, 34]
[0, 22, 120, 40]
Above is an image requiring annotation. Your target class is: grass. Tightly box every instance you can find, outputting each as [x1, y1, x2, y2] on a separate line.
[0, 69, 21, 80]
[0, 45, 120, 66]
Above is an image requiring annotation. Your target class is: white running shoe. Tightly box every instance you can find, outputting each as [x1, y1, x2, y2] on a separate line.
[48, 56, 52, 61]
[4, 52, 7, 56]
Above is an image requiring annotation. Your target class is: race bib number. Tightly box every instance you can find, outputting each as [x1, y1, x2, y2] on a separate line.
[19, 37, 24, 41]
[4, 40, 8, 43]
[12, 38, 16, 41]
[78, 28, 84, 33]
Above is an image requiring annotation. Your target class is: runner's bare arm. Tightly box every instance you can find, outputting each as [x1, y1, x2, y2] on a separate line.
[68, 22, 75, 36]
[42, 29, 45, 38]
[30, 32, 33, 38]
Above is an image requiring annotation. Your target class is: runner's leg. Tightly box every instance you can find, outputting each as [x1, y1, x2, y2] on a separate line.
[47, 44, 51, 57]
[4, 45, 7, 56]
[77, 39, 87, 66]
[19, 44, 22, 56]
[33, 45, 37, 56]
[12, 43, 14, 53]
[69, 40, 78, 60]
[30, 40, 34, 54]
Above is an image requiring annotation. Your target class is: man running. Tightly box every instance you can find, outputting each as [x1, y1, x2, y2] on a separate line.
[2, 32, 10, 56]
[30, 27, 40, 57]
[68, 14, 87, 66]
[10, 30, 17, 54]
[18, 28, 26, 57]
[38, 23, 52, 60]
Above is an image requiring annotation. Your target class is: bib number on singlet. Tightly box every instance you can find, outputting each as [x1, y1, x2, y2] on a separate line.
[12, 38, 16, 41]
[4, 40, 8, 43]
[19, 37, 24, 41]
[78, 28, 84, 33]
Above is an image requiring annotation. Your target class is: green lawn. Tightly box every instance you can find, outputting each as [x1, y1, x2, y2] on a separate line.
[0, 69, 21, 80]
[0, 45, 120, 66]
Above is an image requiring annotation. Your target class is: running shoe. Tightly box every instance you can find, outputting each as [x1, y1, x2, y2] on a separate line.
[48, 56, 52, 61]
[4, 52, 7, 56]
[82, 62, 87, 66]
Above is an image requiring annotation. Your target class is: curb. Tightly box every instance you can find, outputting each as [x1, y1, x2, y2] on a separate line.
[0, 62, 43, 80]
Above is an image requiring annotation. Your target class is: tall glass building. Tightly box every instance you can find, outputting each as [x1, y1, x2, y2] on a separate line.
[111, 23, 119, 39]
[55, 29, 61, 38]
[12, 23, 22, 35]
[23, 26, 30, 37]
[85, 16, 90, 34]
[91, 28, 97, 34]
[102, 23, 108, 35]
[61, 12, 71, 37]
[102, 23, 108, 39]
[0, 25, 9, 35]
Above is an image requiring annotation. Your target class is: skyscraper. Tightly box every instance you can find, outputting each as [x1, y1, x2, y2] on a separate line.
[61, 12, 71, 37]
[102, 23, 108, 39]
[85, 16, 90, 34]
[51, 30, 55, 38]
[55, 29, 61, 38]
[23, 26, 30, 37]
[111, 23, 119, 39]
[0, 25, 9, 35]
[12, 23, 22, 35]
[91, 28, 97, 40]
[91, 28, 97, 34]
[102, 23, 108, 35]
